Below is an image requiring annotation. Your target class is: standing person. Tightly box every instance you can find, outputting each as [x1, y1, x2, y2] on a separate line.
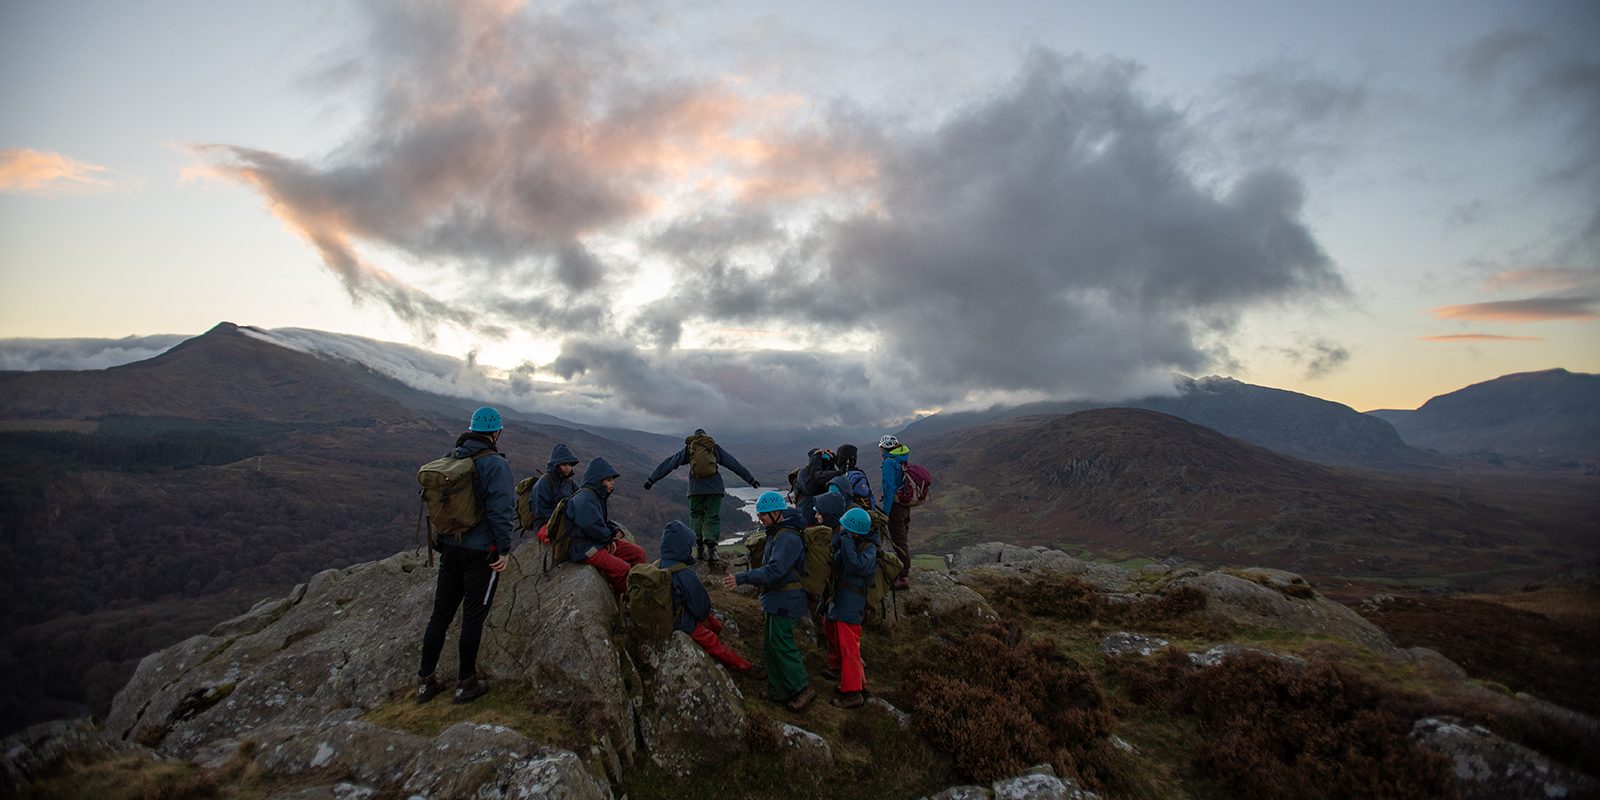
[794, 448, 842, 522]
[878, 434, 913, 591]
[417, 407, 514, 705]
[660, 520, 760, 676]
[824, 507, 878, 709]
[567, 456, 646, 593]
[827, 444, 873, 509]
[529, 443, 580, 540]
[721, 491, 816, 712]
[644, 428, 760, 565]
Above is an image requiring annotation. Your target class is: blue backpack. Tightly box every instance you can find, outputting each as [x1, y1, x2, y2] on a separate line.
[831, 469, 873, 504]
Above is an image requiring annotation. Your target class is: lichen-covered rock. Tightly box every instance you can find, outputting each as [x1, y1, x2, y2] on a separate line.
[1403, 646, 1468, 681]
[776, 722, 832, 769]
[1099, 632, 1170, 658]
[1188, 644, 1307, 669]
[636, 632, 748, 777]
[402, 722, 607, 799]
[991, 764, 1100, 800]
[870, 697, 912, 730]
[925, 787, 992, 800]
[0, 718, 157, 793]
[950, 544, 1135, 592]
[106, 548, 635, 769]
[1412, 717, 1598, 800]
[889, 569, 998, 626]
[1169, 570, 1398, 657]
[266, 782, 376, 800]
[246, 720, 425, 786]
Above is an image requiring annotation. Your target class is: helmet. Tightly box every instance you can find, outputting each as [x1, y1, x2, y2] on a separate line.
[877, 434, 900, 450]
[840, 507, 872, 536]
[754, 491, 788, 515]
[470, 406, 503, 432]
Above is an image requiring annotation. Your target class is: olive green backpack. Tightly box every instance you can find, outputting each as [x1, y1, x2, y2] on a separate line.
[416, 449, 499, 547]
[686, 433, 719, 479]
[625, 561, 689, 641]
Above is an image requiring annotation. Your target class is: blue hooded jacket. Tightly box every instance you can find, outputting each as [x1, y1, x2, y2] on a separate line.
[531, 443, 580, 524]
[447, 433, 516, 556]
[879, 445, 909, 515]
[565, 457, 620, 562]
[734, 507, 809, 618]
[826, 528, 879, 625]
[813, 492, 847, 530]
[660, 520, 710, 633]
[646, 434, 759, 497]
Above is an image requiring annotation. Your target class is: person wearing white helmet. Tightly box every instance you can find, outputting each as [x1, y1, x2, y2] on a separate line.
[877, 434, 913, 591]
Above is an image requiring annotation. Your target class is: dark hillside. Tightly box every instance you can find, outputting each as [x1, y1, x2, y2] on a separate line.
[1369, 369, 1600, 466]
[911, 408, 1596, 581]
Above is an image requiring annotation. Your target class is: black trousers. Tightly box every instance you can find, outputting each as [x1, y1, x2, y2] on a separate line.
[888, 503, 911, 580]
[418, 544, 498, 680]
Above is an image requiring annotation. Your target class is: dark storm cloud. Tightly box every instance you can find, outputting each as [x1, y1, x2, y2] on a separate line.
[0, 335, 187, 371]
[641, 52, 1344, 401]
[1280, 338, 1351, 380]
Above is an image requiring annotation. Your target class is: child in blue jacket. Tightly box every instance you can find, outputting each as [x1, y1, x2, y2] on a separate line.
[824, 507, 878, 708]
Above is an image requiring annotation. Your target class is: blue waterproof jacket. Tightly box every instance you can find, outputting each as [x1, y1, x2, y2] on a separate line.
[827, 469, 873, 506]
[879, 445, 909, 515]
[660, 520, 710, 633]
[565, 457, 620, 562]
[826, 528, 879, 625]
[531, 443, 580, 524]
[447, 433, 515, 556]
[814, 492, 847, 530]
[646, 439, 759, 496]
[735, 507, 809, 618]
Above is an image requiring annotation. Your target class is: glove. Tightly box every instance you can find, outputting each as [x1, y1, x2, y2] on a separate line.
[751, 480, 761, 488]
[643, 480, 653, 490]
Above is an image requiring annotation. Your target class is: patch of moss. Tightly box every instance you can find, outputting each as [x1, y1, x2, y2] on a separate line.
[361, 679, 580, 749]
[16, 755, 222, 800]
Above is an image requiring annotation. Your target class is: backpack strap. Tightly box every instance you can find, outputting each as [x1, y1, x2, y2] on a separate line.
[763, 527, 804, 594]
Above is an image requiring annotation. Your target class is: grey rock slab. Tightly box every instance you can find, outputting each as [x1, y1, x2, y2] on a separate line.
[636, 632, 749, 777]
[1412, 716, 1598, 800]
[951, 544, 1136, 592]
[1188, 644, 1307, 669]
[472, 750, 612, 800]
[1099, 632, 1171, 658]
[1, 718, 156, 792]
[267, 784, 377, 800]
[991, 763, 1101, 800]
[888, 569, 998, 626]
[776, 722, 832, 769]
[247, 721, 426, 786]
[925, 788, 994, 800]
[1170, 570, 1398, 657]
[869, 697, 912, 731]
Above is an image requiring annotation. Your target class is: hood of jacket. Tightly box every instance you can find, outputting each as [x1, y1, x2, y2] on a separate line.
[545, 442, 579, 472]
[814, 492, 846, 529]
[885, 444, 910, 461]
[452, 432, 498, 458]
[660, 520, 695, 567]
[768, 506, 809, 534]
[580, 457, 620, 492]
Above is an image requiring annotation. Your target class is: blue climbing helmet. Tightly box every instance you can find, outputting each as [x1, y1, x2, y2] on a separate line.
[754, 490, 788, 515]
[840, 507, 872, 536]
[469, 406, 503, 432]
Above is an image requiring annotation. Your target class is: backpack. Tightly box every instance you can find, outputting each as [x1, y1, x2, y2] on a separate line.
[416, 449, 499, 546]
[839, 469, 872, 502]
[895, 463, 933, 507]
[513, 470, 544, 534]
[686, 434, 718, 479]
[624, 561, 688, 641]
[862, 540, 904, 627]
[744, 529, 768, 569]
[798, 525, 835, 598]
[541, 486, 594, 568]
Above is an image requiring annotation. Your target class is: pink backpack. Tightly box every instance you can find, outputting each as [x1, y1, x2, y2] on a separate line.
[895, 463, 933, 507]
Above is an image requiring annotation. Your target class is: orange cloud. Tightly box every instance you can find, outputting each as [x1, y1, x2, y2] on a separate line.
[1421, 334, 1542, 342]
[0, 148, 115, 194]
[1431, 297, 1596, 322]
[1482, 268, 1593, 292]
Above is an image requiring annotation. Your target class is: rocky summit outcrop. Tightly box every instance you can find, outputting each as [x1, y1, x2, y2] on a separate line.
[1412, 717, 1598, 800]
[635, 631, 749, 777]
[104, 546, 634, 789]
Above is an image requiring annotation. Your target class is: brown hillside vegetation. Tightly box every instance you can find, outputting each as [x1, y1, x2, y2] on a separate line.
[0, 323, 703, 735]
[912, 408, 1597, 583]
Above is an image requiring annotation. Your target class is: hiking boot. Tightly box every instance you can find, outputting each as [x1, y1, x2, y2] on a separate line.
[705, 545, 720, 565]
[416, 674, 444, 705]
[829, 690, 866, 710]
[785, 685, 816, 712]
[892, 577, 910, 592]
[453, 675, 489, 704]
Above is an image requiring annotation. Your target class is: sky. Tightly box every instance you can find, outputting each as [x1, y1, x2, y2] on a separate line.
[1, 0, 1596, 433]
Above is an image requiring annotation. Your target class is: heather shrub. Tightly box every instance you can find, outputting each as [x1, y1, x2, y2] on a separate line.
[1113, 650, 1458, 800]
[907, 625, 1118, 791]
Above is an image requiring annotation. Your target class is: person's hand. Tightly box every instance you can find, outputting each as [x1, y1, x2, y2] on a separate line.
[721, 575, 738, 590]
[751, 480, 761, 488]
[489, 555, 509, 573]
[643, 480, 653, 490]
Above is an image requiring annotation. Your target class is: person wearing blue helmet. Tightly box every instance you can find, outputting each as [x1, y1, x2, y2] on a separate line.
[417, 406, 514, 706]
[722, 491, 815, 712]
[823, 506, 877, 709]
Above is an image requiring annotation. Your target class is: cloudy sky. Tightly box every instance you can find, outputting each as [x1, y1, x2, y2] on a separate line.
[2, 0, 1596, 432]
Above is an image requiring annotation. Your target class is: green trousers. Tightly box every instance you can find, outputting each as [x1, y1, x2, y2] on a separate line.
[688, 493, 722, 544]
[764, 614, 808, 702]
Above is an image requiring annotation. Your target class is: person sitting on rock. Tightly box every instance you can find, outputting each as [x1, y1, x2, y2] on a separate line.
[823, 507, 878, 709]
[722, 491, 816, 712]
[530, 442, 580, 541]
[566, 456, 646, 593]
[660, 520, 761, 677]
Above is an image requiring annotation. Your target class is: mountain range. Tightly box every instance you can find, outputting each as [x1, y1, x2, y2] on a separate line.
[1, 321, 1595, 739]
[1367, 368, 1600, 466]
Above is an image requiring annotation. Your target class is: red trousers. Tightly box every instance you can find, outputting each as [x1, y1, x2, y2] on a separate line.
[584, 539, 646, 593]
[689, 615, 751, 671]
[824, 619, 864, 692]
